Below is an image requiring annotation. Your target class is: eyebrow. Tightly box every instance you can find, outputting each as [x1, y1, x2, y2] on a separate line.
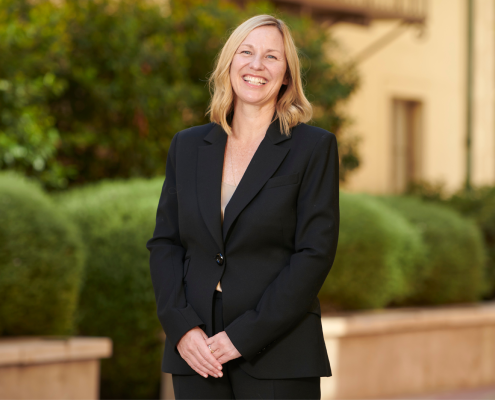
[240, 43, 283, 54]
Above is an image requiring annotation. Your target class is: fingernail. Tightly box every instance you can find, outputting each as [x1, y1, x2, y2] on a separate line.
[217, 366, 222, 370]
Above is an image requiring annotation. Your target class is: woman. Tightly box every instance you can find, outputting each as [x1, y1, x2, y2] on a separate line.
[147, 14, 340, 399]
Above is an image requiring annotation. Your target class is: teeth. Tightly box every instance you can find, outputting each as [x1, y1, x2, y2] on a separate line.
[243, 76, 266, 85]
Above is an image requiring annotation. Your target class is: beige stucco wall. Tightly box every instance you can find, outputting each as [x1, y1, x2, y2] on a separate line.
[473, 0, 495, 186]
[0, 337, 112, 400]
[330, 0, 495, 195]
[320, 301, 495, 399]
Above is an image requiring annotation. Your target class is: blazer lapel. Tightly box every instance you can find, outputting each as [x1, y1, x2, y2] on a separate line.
[197, 119, 292, 249]
[197, 124, 227, 252]
[223, 122, 291, 242]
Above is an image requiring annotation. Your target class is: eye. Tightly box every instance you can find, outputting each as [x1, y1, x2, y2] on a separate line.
[267, 55, 277, 60]
[241, 50, 252, 55]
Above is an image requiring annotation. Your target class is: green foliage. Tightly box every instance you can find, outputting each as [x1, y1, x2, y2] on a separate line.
[55, 177, 165, 400]
[1, 0, 360, 188]
[444, 186, 495, 297]
[405, 180, 495, 299]
[320, 191, 427, 310]
[405, 178, 450, 202]
[0, 0, 72, 188]
[0, 171, 85, 335]
[376, 195, 488, 305]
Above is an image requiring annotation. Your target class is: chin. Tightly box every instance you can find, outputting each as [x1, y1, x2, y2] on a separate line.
[235, 92, 271, 106]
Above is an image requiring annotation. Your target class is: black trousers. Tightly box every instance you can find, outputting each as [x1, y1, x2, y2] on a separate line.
[172, 290, 321, 399]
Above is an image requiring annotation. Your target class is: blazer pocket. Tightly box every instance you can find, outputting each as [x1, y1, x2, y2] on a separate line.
[263, 172, 300, 190]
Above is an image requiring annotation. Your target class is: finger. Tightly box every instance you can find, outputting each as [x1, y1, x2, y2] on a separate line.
[191, 355, 219, 378]
[183, 355, 210, 378]
[180, 343, 219, 378]
[186, 347, 219, 378]
[190, 356, 219, 378]
[182, 348, 217, 378]
[212, 349, 225, 362]
[196, 348, 223, 378]
[211, 349, 223, 361]
[206, 340, 222, 355]
[196, 345, 223, 376]
[201, 342, 222, 367]
[203, 343, 224, 370]
[216, 354, 230, 364]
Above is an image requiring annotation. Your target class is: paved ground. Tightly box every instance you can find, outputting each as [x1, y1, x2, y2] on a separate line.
[386, 385, 495, 400]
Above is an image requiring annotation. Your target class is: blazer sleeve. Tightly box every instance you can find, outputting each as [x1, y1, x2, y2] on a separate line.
[146, 131, 206, 349]
[224, 132, 340, 362]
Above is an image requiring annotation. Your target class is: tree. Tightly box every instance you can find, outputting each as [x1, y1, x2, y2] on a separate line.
[0, 0, 360, 188]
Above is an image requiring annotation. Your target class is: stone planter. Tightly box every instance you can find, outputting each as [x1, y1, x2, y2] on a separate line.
[0, 337, 112, 400]
[320, 301, 495, 399]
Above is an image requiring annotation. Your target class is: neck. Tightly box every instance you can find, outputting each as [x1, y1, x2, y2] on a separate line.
[230, 99, 276, 143]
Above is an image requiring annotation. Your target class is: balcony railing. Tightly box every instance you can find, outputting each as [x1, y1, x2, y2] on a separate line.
[269, 0, 427, 25]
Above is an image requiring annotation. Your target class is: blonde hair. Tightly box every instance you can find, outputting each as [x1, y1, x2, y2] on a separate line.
[206, 14, 312, 136]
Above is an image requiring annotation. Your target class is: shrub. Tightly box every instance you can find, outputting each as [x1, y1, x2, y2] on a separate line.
[445, 186, 495, 298]
[55, 177, 164, 400]
[320, 191, 427, 310]
[406, 181, 495, 299]
[0, 171, 85, 335]
[376, 195, 488, 305]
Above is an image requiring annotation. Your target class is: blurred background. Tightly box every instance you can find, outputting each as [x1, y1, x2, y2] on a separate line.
[1, 0, 495, 399]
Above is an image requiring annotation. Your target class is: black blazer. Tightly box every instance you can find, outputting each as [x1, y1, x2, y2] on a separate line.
[146, 118, 340, 379]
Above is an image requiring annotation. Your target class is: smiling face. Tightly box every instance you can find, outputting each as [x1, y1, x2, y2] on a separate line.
[230, 25, 289, 109]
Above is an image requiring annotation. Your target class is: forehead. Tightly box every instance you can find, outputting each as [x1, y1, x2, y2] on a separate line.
[240, 25, 285, 51]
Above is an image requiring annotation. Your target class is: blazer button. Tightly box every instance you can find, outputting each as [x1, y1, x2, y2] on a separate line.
[215, 253, 224, 266]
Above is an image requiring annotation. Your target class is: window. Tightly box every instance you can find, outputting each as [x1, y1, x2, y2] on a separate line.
[391, 99, 423, 193]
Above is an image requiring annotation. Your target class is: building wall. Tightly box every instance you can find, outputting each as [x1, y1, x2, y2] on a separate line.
[473, 0, 495, 186]
[329, 0, 494, 195]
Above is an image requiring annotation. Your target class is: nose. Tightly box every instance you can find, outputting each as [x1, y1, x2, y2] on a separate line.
[249, 53, 264, 71]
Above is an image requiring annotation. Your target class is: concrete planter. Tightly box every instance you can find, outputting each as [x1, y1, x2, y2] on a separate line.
[320, 301, 495, 399]
[0, 337, 112, 400]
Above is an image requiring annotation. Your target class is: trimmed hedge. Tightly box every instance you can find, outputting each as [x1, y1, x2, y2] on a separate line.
[446, 186, 495, 298]
[55, 177, 165, 400]
[0, 172, 85, 335]
[376, 195, 488, 305]
[319, 191, 427, 310]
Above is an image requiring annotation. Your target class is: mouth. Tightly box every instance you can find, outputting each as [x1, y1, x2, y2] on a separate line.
[242, 75, 267, 86]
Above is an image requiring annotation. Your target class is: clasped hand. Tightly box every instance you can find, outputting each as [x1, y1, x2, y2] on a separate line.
[177, 326, 242, 378]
